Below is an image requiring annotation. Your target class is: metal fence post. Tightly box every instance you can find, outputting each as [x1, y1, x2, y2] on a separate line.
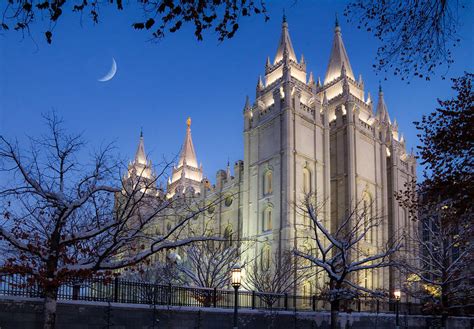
[252, 291, 256, 309]
[168, 284, 172, 306]
[358, 299, 361, 312]
[312, 295, 316, 311]
[284, 293, 288, 310]
[113, 277, 119, 303]
[376, 299, 380, 313]
[72, 284, 80, 300]
[213, 287, 217, 308]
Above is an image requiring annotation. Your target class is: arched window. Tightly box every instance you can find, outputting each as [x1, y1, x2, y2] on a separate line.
[225, 196, 233, 207]
[263, 207, 272, 232]
[261, 245, 271, 271]
[301, 241, 313, 268]
[224, 225, 233, 248]
[362, 193, 374, 242]
[303, 167, 311, 194]
[303, 281, 313, 297]
[263, 170, 273, 195]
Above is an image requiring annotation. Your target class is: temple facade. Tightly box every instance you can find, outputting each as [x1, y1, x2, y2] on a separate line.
[125, 18, 416, 297]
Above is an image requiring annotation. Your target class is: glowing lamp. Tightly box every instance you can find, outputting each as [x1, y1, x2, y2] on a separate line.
[394, 289, 401, 300]
[231, 265, 241, 288]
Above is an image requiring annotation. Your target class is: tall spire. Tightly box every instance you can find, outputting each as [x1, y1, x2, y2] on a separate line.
[178, 117, 198, 168]
[168, 117, 203, 197]
[324, 19, 355, 84]
[244, 95, 251, 111]
[125, 129, 156, 186]
[376, 85, 391, 124]
[134, 130, 147, 165]
[273, 15, 297, 64]
[257, 76, 264, 90]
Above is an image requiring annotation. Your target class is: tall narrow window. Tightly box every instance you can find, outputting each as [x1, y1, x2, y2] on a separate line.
[303, 281, 313, 297]
[263, 207, 272, 231]
[303, 167, 311, 194]
[363, 194, 373, 243]
[261, 246, 271, 271]
[224, 225, 233, 248]
[363, 199, 369, 240]
[264, 170, 273, 195]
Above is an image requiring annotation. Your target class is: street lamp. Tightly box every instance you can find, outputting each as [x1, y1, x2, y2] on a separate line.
[394, 289, 401, 329]
[231, 265, 241, 329]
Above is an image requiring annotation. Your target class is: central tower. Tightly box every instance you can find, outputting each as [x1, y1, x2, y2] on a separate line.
[242, 17, 331, 275]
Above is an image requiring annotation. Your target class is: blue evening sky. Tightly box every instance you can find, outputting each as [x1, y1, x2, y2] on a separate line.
[1, 1, 473, 182]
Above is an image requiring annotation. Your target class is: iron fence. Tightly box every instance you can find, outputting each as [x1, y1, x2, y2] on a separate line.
[0, 274, 423, 314]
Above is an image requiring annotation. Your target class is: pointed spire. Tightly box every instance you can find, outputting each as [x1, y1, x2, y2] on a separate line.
[178, 117, 198, 168]
[376, 85, 391, 124]
[358, 74, 363, 85]
[273, 15, 297, 64]
[400, 133, 405, 144]
[244, 95, 251, 111]
[317, 76, 322, 88]
[367, 91, 372, 105]
[134, 130, 147, 165]
[266, 56, 271, 69]
[324, 20, 355, 84]
[393, 118, 399, 130]
[257, 76, 264, 90]
[308, 71, 315, 85]
[300, 54, 305, 65]
[226, 159, 231, 178]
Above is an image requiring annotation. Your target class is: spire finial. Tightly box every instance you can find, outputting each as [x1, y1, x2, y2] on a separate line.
[187, 117, 191, 128]
[257, 75, 264, 90]
[378, 81, 383, 93]
[335, 13, 339, 28]
[283, 9, 287, 24]
[308, 71, 314, 85]
[244, 95, 250, 110]
[140, 127, 143, 138]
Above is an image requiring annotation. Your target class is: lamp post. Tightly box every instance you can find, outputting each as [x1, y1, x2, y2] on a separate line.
[231, 265, 241, 329]
[394, 289, 401, 329]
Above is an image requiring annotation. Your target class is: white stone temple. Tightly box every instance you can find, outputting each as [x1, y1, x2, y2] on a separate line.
[125, 18, 417, 296]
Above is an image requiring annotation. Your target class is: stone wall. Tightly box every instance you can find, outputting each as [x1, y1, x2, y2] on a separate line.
[0, 297, 471, 329]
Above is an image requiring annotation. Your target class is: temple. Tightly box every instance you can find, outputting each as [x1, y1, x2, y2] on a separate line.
[125, 18, 417, 298]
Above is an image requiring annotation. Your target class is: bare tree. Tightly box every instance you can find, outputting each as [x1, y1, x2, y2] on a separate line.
[293, 195, 402, 329]
[0, 0, 268, 44]
[174, 239, 241, 306]
[244, 250, 311, 309]
[0, 113, 218, 329]
[401, 208, 473, 322]
[396, 72, 474, 323]
[178, 240, 239, 289]
[345, 0, 466, 81]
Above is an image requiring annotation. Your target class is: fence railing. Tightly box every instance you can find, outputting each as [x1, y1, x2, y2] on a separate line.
[0, 274, 423, 314]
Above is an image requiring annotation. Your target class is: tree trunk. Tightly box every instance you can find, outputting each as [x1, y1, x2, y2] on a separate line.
[330, 299, 340, 329]
[441, 289, 449, 329]
[43, 287, 58, 329]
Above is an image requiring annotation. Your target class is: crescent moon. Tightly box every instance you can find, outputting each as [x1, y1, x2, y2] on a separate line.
[98, 58, 117, 82]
